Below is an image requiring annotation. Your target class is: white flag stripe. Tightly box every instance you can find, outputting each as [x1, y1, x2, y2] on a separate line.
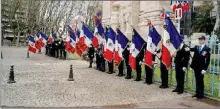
[130, 42, 140, 57]
[106, 39, 114, 52]
[163, 29, 176, 55]
[146, 36, 156, 54]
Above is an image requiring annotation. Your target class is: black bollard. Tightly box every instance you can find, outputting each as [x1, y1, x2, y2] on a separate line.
[8, 66, 16, 83]
[68, 65, 74, 81]
[1, 51, 3, 59]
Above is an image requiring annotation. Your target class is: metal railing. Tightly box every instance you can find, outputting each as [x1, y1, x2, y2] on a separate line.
[152, 38, 220, 99]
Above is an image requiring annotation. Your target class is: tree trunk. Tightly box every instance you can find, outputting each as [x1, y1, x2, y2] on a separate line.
[16, 31, 21, 47]
[213, 1, 220, 34]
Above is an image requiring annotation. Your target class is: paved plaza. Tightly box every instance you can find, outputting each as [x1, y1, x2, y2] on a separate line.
[0, 47, 219, 108]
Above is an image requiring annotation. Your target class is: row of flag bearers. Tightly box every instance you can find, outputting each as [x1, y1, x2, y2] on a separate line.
[27, 13, 210, 99]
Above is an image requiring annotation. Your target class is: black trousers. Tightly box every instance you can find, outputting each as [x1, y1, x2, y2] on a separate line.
[118, 61, 124, 75]
[194, 69, 204, 97]
[89, 58, 93, 67]
[100, 57, 105, 72]
[55, 49, 59, 58]
[175, 63, 185, 91]
[145, 65, 153, 84]
[59, 49, 66, 59]
[96, 55, 101, 70]
[160, 63, 168, 87]
[125, 60, 132, 78]
[45, 47, 48, 55]
[108, 61, 114, 73]
[136, 60, 142, 80]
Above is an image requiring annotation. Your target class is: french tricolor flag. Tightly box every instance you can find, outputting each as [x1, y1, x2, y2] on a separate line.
[93, 17, 104, 49]
[76, 24, 93, 56]
[144, 24, 161, 68]
[129, 29, 146, 70]
[105, 27, 116, 62]
[114, 28, 129, 66]
[28, 35, 37, 53]
[93, 12, 103, 48]
[66, 25, 76, 54]
[39, 32, 48, 47]
[162, 17, 183, 69]
[34, 34, 42, 50]
[102, 27, 109, 58]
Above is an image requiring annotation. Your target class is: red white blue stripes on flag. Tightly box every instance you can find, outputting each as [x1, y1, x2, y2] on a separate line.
[105, 27, 116, 62]
[114, 28, 129, 66]
[34, 34, 42, 50]
[28, 35, 36, 53]
[129, 29, 146, 70]
[162, 17, 183, 69]
[93, 15, 104, 49]
[38, 32, 48, 47]
[76, 24, 93, 56]
[145, 24, 161, 68]
[66, 25, 76, 54]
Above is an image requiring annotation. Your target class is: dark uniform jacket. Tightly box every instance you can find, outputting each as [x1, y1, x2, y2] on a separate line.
[174, 45, 190, 68]
[122, 46, 130, 63]
[190, 45, 211, 71]
[88, 46, 95, 59]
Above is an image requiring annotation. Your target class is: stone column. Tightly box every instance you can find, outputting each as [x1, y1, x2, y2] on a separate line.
[110, 2, 120, 31]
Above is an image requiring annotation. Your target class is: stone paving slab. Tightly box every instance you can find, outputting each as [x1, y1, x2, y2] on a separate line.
[0, 47, 218, 108]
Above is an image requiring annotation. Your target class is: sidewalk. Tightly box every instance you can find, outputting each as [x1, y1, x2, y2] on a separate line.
[0, 47, 219, 108]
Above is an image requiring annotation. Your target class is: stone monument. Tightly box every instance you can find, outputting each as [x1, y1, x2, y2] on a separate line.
[102, 1, 172, 40]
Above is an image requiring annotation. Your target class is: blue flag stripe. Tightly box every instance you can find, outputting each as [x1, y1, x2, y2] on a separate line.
[165, 17, 182, 49]
[132, 29, 146, 51]
[117, 29, 129, 49]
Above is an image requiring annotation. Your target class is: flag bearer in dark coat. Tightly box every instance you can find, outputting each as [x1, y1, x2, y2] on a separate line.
[88, 44, 95, 68]
[190, 35, 210, 99]
[117, 60, 124, 77]
[135, 44, 146, 81]
[96, 46, 102, 70]
[100, 44, 106, 72]
[108, 61, 114, 74]
[173, 44, 190, 94]
[159, 47, 170, 89]
[144, 53, 157, 85]
[123, 45, 132, 79]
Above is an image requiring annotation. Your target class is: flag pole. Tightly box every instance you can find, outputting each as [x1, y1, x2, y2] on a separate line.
[27, 35, 30, 58]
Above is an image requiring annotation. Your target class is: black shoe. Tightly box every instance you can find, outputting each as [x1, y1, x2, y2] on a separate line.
[108, 72, 113, 74]
[197, 95, 204, 99]
[134, 79, 141, 81]
[147, 82, 153, 85]
[172, 89, 179, 92]
[160, 85, 168, 89]
[89, 66, 92, 68]
[118, 74, 124, 77]
[125, 76, 131, 79]
[177, 91, 183, 94]
[159, 85, 163, 88]
[192, 94, 198, 98]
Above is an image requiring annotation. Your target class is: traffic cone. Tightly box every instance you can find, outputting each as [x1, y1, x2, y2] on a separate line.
[8, 66, 16, 83]
[68, 64, 74, 81]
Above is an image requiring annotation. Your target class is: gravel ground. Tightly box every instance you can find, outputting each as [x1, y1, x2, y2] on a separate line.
[0, 47, 218, 108]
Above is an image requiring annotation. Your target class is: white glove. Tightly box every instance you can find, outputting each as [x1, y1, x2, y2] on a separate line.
[184, 47, 190, 51]
[182, 67, 186, 72]
[201, 70, 206, 75]
[139, 61, 142, 65]
[153, 51, 157, 54]
[91, 55, 93, 57]
[127, 48, 130, 50]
